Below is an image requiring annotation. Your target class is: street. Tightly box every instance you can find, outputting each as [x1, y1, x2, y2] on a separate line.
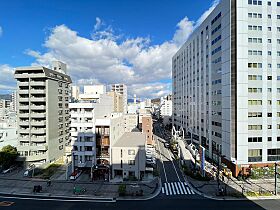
[0, 195, 277, 210]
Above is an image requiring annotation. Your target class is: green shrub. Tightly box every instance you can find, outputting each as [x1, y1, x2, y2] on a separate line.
[118, 184, 126, 196]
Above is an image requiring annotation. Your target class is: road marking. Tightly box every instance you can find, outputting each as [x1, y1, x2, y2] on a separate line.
[155, 135, 168, 183]
[174, 182, 180, 194]
[184, 182, 191, 194]
[161, 182, 196, 196]
[171, 182, 176, 195]
[164, 183, 169, 196]
[191, 189, 195, 194]
[167, 183, 172, 195]
[166, 142, 182, 182]
[180, 182, 187, 194]
[177, 182, 183, 194]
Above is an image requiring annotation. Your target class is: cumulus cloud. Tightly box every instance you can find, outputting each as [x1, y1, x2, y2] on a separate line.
[0, 26, 3, 37]
[24, 0, 218, 99]
[196, 0, 220, 27]
[0, 65, 16, 92]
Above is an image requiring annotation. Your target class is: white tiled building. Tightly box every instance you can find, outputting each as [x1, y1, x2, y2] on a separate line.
[111, 84, 127, 113]
[172, 0, 280, 176]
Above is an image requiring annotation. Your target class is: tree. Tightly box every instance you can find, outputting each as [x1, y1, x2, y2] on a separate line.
[0, 145, 19, 169]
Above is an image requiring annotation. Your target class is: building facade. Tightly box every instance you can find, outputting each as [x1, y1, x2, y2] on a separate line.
[111, 132, 146, 180]
[14, 62, 71, 164]
[107, 91, 124, 113]
[172, 0, 280, 175]
[111, 84, 127, 113]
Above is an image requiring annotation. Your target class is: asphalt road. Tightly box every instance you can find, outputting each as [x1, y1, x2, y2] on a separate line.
[0, 196, 278, 210]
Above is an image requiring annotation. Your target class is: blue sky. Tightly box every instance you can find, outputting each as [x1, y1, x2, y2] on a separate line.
[0, 0, 216, 98]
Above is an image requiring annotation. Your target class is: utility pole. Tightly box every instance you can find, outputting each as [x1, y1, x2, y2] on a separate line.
[275, 162, 279, 195]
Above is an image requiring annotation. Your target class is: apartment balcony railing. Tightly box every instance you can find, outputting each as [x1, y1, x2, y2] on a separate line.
[30, 105, 46, 110]
[31, 136, 46, 143]
[30, 81, 45, 86]
[19, 97, 29, 102]
[18, 81, 29, 86]
[31, 113, 46, 118]
[30, 97, 46, 102]
[30, 89, 46, 94]
[18, 89, 29, 94]
[31, 128, 46, 134]
[31, 120, 46, 126]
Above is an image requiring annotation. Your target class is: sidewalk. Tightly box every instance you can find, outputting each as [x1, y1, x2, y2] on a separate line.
[0, 176, 160, 200]
[178, 140, 280, 200]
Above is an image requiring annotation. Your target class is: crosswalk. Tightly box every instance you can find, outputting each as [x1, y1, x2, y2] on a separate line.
[161, 182, 195, 196]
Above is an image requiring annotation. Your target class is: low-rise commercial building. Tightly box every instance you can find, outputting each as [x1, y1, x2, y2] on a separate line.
[111, 132, 146, 180]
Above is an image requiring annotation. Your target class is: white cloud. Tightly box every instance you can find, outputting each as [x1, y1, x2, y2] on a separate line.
[172, 17, 194, 46]
[0, 26, 3, 37]
[94, 17, 102, 31]
[25, 0, 218, 99]
[0, 65, 16, 92]
[196, 0, 220, 27]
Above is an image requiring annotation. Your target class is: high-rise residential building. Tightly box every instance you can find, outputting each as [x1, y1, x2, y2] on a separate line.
[14, 61, 71, 164]
[107, 91, 124, 113]
[71, 85, 80, 101]
[160, 96, 172, 117]
[172, 0, 280, 176]
[10, 91, 17, 112]
[111, 84, 127, 113]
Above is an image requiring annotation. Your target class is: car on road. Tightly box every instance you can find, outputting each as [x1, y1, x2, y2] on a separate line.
[164, 142, 170, 148]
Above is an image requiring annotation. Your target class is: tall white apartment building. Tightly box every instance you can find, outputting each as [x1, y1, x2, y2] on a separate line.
[111, 84, 127, 113]
[14, 61, 71, 164]
[172, 0, 280, 176]
[160, 97, 172, 116]
[70, 94, 114, 170]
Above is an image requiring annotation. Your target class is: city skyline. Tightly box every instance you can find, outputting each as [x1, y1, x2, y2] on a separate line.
[0, 0, 217, 99]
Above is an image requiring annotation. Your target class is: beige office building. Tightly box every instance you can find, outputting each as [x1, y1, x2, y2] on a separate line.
[14, 61, 72, 164]
[107, 91, 124, 113]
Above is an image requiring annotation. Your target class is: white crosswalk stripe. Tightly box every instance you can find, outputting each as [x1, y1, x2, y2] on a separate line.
[161, 182, 195, 196]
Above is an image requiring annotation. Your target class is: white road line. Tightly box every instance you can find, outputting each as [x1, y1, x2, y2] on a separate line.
[177, 182, 184, 194]
[171, 182, 176, 195]
[180, 182, 188, 194]
[164, 183, 169, 196]
[174, 182, 180, 194]
[168, 183, 173, 195]
[186, 186, 191, 194]
[191, 189, 195, 194]
[162, 187, 165, 194]
[155, 135, 168, 183]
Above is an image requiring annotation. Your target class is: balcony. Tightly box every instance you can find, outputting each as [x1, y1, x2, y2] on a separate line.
[31, 136, 46, 143]
[19, 120, 29, 126]
[29, 145, 48, 151]
[31, 128, 46, 134]
[30, 81, 45, 86]
[19, 105, 29, 110]
[19, 97, 29, 102]
[18, 89, 29, 94]
[19, 129, 29, 134]
[30, 97, 46, 102]
[30, 89, 46, 94]
[30, 105, 46, 110]
[31, 113, 46, 118]
[18, 81, 29, 86]
[31, 120, 46, 126]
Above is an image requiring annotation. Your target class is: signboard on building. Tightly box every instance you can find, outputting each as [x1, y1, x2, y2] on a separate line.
[199, 145, 205, 177]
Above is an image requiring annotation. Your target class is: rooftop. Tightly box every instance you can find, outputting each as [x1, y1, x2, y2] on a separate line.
[113, 132, 146, 148]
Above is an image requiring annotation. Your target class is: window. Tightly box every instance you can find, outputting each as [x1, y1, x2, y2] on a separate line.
[248, 137, 262, 142]
[268, 14, 272, 19]
[268, 76, 272, 80]
[268, 51, 272, 56]
[248, 125, 262, 130]
[268, 1, 271, 5]
[248, 149, 262, 162]
[268, 39, 272, 43]
[268, 137, 272, 142]
[268, 27, 272, 31]
[268, 88, 272, 92]
[128, 160, 135, 165]
[268, 125, 272, 129]
[128, 149, 135, 155]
